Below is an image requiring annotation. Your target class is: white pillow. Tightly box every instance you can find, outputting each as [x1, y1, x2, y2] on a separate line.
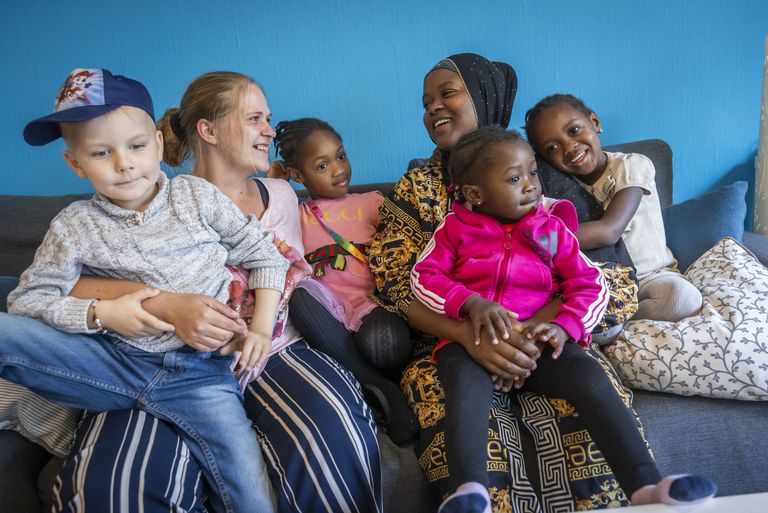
[603, 237, 768, 400]
[0, 379, 80, 456]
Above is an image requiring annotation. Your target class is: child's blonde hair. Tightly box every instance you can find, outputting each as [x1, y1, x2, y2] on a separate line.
[157, 71, 262, 167]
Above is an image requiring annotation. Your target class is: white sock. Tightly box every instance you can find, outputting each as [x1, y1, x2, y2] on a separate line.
[438, 482, 491, 513]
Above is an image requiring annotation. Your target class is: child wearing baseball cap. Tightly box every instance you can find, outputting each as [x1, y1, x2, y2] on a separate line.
[3, 68, 288, 513]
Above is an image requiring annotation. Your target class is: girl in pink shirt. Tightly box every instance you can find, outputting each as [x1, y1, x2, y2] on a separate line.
[411, 127, 715, 513]
[271, 118, 418, 445]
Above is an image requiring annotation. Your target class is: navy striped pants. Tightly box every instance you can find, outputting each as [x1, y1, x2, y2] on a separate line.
[52, 341, 383, 513]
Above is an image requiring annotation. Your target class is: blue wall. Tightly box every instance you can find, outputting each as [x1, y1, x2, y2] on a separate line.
[2, 0, 766, 221]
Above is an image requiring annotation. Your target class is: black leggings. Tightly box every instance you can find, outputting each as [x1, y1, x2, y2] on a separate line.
[436, 342, 661, 496]
[289, 288, 413, 373]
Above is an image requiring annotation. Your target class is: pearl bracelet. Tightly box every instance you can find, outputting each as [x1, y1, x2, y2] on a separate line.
[89, 299, 108, 334]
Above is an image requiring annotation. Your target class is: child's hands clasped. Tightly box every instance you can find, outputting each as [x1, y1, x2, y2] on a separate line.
[521, 322, 568, 359]
[461, 295, 521, 345]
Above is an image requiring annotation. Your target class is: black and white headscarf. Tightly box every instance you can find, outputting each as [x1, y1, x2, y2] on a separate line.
[430, 52, 518, 129]
[428, 53, 518, 185]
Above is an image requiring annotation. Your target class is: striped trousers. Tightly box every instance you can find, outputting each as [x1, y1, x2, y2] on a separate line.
[52, 341, 383, 513]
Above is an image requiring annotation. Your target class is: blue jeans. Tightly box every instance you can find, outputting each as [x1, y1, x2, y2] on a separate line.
[0, 312, 275, 513]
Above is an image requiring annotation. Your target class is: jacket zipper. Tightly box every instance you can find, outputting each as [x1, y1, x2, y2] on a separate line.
[493, 227, 515, 303]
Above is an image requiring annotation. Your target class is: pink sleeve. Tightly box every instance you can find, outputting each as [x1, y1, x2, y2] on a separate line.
[367, 191, 385, 226]
[550, 219, 610, 342]
[546, 198, 578, 233]
[372, 190, 385, 209]
[410, 214, 475, 320]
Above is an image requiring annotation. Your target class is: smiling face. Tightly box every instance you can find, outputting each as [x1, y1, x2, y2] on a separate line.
[422, 68, 478, 151]
[62, 106, 163, 211]
[289, 129, 351, 199]
[527, 102, 607, 184]
[464, 139, 541, 224]
[219, 83, 276, 173]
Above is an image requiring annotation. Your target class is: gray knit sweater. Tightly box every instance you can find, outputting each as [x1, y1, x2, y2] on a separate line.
[8, 173, 288, 352]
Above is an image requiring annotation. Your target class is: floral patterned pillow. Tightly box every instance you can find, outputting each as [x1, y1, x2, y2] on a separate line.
[603, 237, 768, 400]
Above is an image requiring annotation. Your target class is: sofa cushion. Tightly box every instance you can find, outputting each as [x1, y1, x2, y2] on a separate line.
[661, 181, 747, 272]
[0, 194, 92, 246]
[0, 193, 90, 276]
[604, 237, 768, 401]
[604, 139, 673, 207]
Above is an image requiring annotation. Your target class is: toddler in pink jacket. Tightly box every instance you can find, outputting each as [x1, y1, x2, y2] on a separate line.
[410, 127, 715, 513]
[411, 171, 607, 352]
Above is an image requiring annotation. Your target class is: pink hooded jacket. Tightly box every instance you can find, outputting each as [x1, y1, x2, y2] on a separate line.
[410, 198, 608, 344]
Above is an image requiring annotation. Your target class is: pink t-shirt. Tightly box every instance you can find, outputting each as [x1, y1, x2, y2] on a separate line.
[298, 191, 384, 331]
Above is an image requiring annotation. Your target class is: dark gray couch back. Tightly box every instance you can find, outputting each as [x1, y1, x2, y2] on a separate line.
[0, 139, 671, 277]
[607, 139, 672, 206]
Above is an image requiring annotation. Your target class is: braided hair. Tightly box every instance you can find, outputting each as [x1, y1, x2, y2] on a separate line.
[273, 118, 342, 168]
[524, 93, 593, 148]
[449, 126, 524, 186]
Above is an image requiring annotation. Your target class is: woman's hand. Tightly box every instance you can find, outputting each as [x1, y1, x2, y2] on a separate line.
[71, 276, 247, 351]
[492, 300, 564, 390]
[408, 299, 540, 380]
[266, 160, 290, 181]
[142, 292, 247, 351]
[461, 295, 520, 345]
[457, 321, 541, 381]
[93, 288, 176, 337]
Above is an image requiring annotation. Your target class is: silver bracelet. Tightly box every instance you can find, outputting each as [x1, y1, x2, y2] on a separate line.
[89, 299, 108, 334]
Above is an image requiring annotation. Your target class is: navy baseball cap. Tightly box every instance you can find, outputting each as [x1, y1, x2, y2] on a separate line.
[23, 68, 155, 146]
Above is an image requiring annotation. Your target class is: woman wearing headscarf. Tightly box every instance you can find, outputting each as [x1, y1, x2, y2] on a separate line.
[369, 53, 649, 512]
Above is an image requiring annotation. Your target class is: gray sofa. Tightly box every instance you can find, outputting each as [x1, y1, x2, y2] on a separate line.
[1, 139, 767, 513]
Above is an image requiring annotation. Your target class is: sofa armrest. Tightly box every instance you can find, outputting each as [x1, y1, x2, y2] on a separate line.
[742, 231, 768, 266]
